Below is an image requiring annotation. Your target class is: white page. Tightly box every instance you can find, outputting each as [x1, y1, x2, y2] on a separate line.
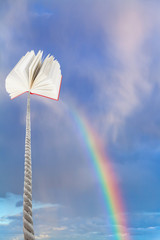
[30, 56, 62, 100]
[6, 51, 35, 98]
[29, 50, 43, 89]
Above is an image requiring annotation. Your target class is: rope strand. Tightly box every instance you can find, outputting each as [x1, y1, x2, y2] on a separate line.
[23, 93, 35, 240]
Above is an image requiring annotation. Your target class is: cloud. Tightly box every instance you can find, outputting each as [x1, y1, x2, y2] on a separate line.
[83, 0, 158, 142]
[35, 234, 50, 239]
[12, 236, 23, 240]
[52, 226, 67, 231]
[0, 192, 57, 225]
[2, 195, 160, 240]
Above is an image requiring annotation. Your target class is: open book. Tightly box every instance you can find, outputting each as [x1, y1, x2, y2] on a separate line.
[5, 50, 62, 100]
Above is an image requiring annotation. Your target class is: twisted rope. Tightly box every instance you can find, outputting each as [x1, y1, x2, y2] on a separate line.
[23, 93, 35, 240]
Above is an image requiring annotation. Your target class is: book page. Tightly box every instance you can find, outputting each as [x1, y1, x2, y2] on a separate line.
[5, 51, 35, 98]
[30, 56, 62, 100]
[29, 50, 43, 89]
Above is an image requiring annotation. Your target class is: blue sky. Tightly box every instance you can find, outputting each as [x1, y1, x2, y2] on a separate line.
[1, 0, 160, 239]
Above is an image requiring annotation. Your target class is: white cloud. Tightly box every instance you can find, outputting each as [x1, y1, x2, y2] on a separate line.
[52, 226, 67, 231]
[35, 234, 50, 239]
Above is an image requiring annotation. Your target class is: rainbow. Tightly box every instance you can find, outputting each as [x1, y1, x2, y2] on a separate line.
[70, 109, 131, 240]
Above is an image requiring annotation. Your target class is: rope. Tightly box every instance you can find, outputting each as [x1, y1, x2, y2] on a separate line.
[23, 93, 35, 240]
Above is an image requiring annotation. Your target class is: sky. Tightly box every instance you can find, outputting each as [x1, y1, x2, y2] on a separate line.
[1, 0, 160, 239]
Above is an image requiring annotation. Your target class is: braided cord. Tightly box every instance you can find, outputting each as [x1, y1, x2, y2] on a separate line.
[23, 93, 35, 240]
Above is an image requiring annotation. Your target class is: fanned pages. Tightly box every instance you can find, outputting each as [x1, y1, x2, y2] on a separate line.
[5, 50, 62, 100]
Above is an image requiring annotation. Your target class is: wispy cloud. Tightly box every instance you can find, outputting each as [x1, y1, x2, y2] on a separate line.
[83, 0, 159, 142]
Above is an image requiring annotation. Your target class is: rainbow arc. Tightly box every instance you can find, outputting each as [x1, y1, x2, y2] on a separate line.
[71, 110, 131, 240]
